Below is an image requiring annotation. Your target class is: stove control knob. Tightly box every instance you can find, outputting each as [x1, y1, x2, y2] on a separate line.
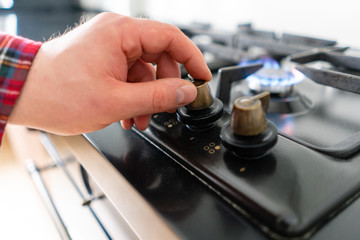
[177, 79, 223, 130]
[231, 91, 269, 136]
[221, 91, 277, 159]
[186, 79, 214, 110]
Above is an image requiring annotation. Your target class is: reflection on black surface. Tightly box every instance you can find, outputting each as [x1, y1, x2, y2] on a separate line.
[224, 151, 277, 180]
[115, 140, 262, 239]
[111, 147, 201, 221]
[86, 124, 268, 239]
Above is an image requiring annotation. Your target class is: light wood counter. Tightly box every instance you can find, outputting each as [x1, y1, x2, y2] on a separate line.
[3, 124, 179, 240]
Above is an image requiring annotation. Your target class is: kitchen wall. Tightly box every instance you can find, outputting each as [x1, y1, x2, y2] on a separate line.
[79, 0, 360, 48]
[148, 0, 360, 48]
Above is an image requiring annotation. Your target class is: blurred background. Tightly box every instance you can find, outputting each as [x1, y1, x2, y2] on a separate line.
[0, 1, 359, 239]
[0, 0, 359, 47]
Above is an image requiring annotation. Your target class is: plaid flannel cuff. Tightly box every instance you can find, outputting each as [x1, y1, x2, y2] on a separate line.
[0, 34, 42, 145]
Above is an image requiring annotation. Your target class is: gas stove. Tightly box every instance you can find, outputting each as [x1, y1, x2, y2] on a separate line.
[84, 23, 360, 240]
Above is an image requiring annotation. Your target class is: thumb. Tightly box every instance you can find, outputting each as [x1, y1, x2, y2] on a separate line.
[114, 78, 197, 118]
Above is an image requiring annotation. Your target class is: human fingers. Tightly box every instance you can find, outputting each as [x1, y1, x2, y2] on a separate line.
[121, 116, 151, 131]
[121, 119, 134, 130]
[155, 54, 186, 114]
[120, 17, 211, 81]
[155, 52, 181, 79]
[124, 56, 178, 130]
[121, 115, 151, 131]
[127, 59, 156, 83]
[133, 114, 151, 130]
[112, 78, 196, 119]
[124, 60, 155, 130]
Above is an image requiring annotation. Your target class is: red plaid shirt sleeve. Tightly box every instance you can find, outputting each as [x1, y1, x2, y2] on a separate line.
[0, 33, 42, 145]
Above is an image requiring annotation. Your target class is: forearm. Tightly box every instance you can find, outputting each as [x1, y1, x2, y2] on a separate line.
[0, 33, 42, 145]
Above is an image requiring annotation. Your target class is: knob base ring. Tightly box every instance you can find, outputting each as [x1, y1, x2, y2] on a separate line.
[221, 120, 278, 159]
[176, 98, 224, 130]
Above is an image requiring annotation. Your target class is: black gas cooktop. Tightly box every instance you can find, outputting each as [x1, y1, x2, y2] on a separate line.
[85, 23, 360, 239]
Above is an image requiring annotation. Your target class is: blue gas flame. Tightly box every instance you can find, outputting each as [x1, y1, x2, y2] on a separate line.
[239, 57, 304, 87]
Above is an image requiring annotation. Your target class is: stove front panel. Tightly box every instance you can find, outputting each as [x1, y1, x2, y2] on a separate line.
[133, 110, 360, 239]
[85, 123, 268, 240]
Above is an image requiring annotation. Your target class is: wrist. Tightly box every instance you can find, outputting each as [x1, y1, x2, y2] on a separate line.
[0, 34, 42, 142]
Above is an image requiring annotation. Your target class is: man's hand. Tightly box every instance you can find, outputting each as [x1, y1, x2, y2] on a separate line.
[9, 12, 212, 135]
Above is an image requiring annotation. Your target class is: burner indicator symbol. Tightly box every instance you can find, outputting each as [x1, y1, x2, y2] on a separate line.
[163, 119, 178, 128]
[203, 142, 221, 154]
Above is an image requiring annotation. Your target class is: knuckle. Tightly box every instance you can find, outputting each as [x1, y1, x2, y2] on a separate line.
[115, 14, 131, 26]
[94, 12, 131, 29]
[169, 24, 181, 34]
[117, 17, 142, 60]
[152, 87, 170, 113]
[95, 12, 117, 21]
[166, 24, 182, 40]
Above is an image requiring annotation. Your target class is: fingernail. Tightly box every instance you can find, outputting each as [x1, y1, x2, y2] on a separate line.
[176, 84, 196, 105]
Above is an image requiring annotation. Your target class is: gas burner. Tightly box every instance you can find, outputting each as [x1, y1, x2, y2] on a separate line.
[215, 63, 312, 115]
[248, 68, 296, 95]
[240, 57, 305, 96]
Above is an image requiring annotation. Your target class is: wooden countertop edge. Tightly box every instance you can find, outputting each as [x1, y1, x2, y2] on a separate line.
[4, 125, 51, 162]
[56, 134, 180, 240]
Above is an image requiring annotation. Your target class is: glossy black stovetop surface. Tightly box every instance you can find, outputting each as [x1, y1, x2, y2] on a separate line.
[85, 73, 360, 239]
[86, 125, 267, 240]
[129, 76, 360, 239]
[85, 121, 360, 240]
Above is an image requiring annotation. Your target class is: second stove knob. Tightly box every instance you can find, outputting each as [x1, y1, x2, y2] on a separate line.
[231, 98, 265, 136]
[230, 91, 269, 136]
[220, 91, 277, 159]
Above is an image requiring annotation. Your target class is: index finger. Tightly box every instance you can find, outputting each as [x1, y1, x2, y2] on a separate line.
[122, 18, 212, 81]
